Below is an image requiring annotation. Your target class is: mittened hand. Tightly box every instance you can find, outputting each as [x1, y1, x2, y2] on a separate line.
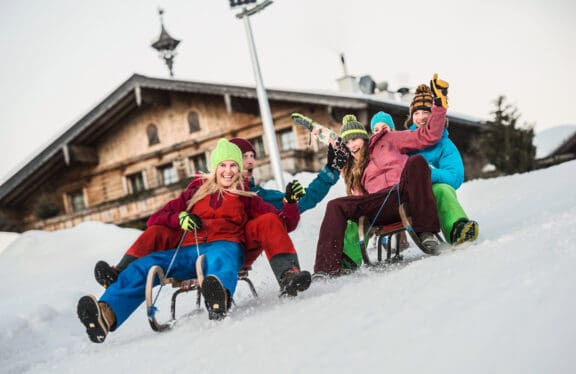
[178, 211, 202, 231]
[430, 73, 449, 109]
[284, 180, 306, 203]
[327, 141, 350, 171]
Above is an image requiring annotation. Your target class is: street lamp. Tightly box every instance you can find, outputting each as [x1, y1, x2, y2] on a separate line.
[151, 8, 181, 78]
[230, 0, 285, 189]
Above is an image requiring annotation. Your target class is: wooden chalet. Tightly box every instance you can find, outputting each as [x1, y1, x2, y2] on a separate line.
[0, 74, 486, 232]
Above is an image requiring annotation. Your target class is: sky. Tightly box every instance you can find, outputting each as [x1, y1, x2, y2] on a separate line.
[2, 160, 576, 373]
[1, 0, 575, 183]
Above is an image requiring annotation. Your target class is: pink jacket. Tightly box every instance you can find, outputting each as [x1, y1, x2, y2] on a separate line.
[362, 105, 447, 193]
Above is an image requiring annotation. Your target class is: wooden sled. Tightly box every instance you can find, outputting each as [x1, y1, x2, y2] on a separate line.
[358, 203, 444, 267]
[144, 256, 258, 332]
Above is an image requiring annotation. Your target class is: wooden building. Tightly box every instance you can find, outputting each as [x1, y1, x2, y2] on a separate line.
[0, 74, 486, 232]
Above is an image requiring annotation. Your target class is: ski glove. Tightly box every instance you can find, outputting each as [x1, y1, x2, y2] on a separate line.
[430, 73, 449, 109]
[284, 180, 306, 203]
[178, 211, 202, 231]
[327, 141, 350, 171]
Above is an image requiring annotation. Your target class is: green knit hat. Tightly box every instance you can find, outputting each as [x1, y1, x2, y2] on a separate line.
[210, 138, 243, 172]
[340, 114, 369, 143]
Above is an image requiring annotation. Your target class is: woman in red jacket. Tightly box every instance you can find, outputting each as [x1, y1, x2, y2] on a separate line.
[77, 139, 309, 344]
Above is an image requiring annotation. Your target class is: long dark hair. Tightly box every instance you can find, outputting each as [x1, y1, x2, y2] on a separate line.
[341, 140, 370, 196]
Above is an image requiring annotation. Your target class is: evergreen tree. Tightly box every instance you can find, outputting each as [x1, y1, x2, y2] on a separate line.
[482, 96, 536, 174]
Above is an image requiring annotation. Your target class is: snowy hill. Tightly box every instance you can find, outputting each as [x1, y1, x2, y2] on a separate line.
[534, 124, 576, 158]
[2, 161, 576, 374]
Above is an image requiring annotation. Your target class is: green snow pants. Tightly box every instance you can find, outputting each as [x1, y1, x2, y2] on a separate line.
[433, 183, 467, 243]
[342, 220, 363, 269]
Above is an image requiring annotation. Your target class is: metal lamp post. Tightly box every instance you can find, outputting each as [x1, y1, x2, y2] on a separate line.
[151, 8, 181, 78]
[231, 0, 285, 189]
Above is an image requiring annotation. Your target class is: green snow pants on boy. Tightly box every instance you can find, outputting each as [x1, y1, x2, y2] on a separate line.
[432, 183, 467, 243]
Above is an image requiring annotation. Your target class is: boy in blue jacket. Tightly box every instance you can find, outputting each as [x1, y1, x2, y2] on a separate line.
[399, 83, 478, 244]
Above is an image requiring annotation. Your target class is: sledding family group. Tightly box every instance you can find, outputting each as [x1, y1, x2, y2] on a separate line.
[77, 73, 479, 343]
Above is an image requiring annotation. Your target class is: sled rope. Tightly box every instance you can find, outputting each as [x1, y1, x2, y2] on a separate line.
[360, 184, 400, 245]
[149, 230, 188, 316]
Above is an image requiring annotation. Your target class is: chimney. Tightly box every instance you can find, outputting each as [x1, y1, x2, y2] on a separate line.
[336, 53, 360, 93]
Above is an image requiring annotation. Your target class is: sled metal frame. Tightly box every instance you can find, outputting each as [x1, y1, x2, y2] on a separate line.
[359, 203, 444, 267]
[145, 266, 258, 332]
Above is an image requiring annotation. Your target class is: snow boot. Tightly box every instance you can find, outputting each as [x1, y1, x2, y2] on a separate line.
[417, 232, 440, 255]
[450, 219, 479, 245]
[94, 261, 120, 288]
[269, 253, 311, 296]
[279, 269, 312, 297]
[77, 295, 116, 343]
[201, 275, 229, 321]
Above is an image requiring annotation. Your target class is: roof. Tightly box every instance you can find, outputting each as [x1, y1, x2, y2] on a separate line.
[0, 73, 484, 206]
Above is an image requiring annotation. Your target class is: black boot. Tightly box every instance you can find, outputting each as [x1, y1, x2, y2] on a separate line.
[201, 275, 229, 320]
[269, 253, 312, 297]
[94, 255, 137, 288]
[77, 295, 115, 343]
[94, 261, 119, 288]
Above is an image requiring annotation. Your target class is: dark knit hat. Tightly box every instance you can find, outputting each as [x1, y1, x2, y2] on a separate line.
[229, 138, 256, 155]
[340, 114, 369, 143]
[410, 84, 433, 114]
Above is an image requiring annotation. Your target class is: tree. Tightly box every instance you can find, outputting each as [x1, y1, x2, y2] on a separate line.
[482, 95, 536, 174]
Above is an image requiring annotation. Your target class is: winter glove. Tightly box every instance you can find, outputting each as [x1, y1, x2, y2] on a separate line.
[430, 73, 449, 109]
[284, 180, 306, 203]
[327, 141, 350, 171]
[178, 211, 202, 231]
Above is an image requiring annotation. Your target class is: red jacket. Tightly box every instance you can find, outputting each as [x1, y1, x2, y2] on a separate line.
[147, 176, 300, 246]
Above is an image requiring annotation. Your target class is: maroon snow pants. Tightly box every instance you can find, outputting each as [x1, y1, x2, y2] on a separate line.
[314, 155, 439, 274]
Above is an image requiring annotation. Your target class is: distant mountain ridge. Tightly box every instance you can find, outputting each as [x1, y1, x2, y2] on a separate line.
[534, 124, 576, 158]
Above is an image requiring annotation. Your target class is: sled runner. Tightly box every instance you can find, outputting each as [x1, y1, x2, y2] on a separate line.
[358, 204, 445, 267]
[144, 257, 258, 332]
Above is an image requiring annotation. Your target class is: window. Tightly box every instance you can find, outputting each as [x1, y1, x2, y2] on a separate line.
[68, 190, 86, 212]
[278, 129, 296, 151]
[158, 164, 178, 186]
[251, 137, 266, 158]
[189, 154, 208, 174]
[127, 172, 146, 194]
[188, 111, 200, 133]
[147, 124, 160, 146]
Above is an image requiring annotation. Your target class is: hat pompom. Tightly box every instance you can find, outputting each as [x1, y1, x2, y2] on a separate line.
[342, 114, 358, 126]
[415, 84, 432, 96]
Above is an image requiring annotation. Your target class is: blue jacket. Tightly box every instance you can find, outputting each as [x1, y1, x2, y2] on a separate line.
[409, 124, 464, 189]
[249, 165, 340, 213]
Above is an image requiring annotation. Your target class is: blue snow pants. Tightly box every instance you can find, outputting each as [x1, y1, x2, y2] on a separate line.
[100, 240, 244, 329]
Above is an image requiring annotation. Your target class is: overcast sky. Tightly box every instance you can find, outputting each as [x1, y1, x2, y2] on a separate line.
[1, 0, 574, 183]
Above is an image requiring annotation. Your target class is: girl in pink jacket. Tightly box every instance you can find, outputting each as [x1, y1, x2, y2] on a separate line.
[314, 75, 449, 275]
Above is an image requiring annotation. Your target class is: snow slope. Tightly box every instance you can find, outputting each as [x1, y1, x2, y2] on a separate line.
[1, 161, 576, 374]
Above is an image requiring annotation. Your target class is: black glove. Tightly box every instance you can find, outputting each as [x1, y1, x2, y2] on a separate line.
[327, 141, 350, 171]
[284, 180, 306, 203]
[430, 73, 449, 109]
[178, 211, 202, 231]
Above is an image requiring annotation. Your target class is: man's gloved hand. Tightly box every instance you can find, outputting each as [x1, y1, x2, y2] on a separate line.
[178, 211, 202, 231]
[327, 141, 350, 171]
[430, 73, 449, 109]
[284, 180, 306, 203]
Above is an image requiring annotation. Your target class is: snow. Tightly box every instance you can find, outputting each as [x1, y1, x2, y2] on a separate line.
[2, 161, 576, 374]
[534, 124, 576, 158]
